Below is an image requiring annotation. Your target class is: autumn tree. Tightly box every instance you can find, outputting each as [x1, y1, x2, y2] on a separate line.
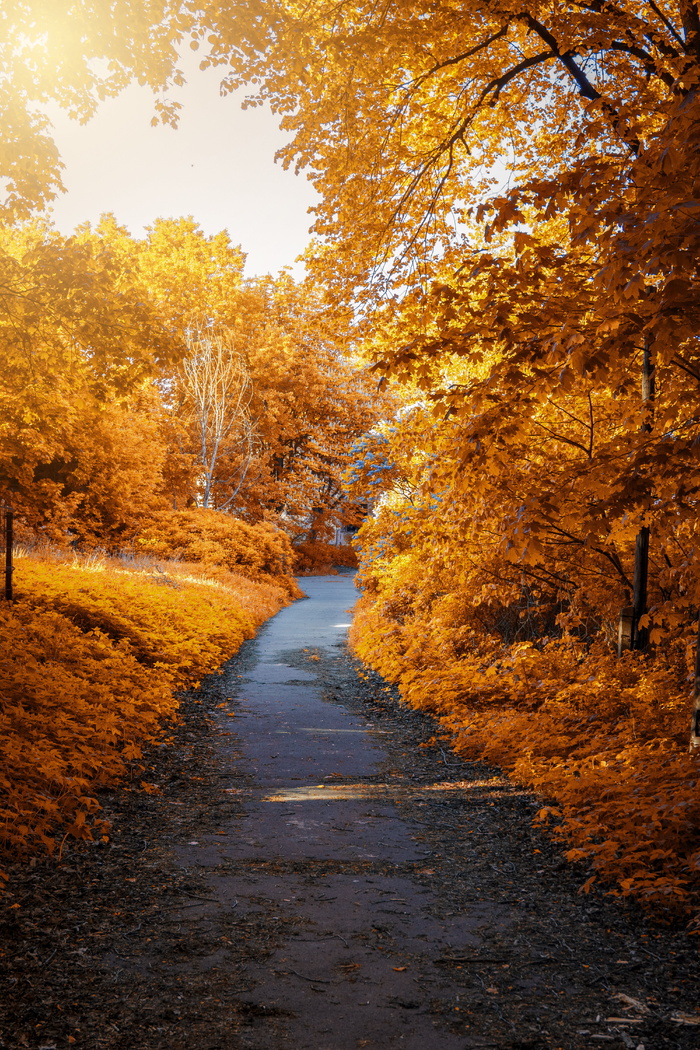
[0, 221, 182, 543]
[180, 325, 256, 509]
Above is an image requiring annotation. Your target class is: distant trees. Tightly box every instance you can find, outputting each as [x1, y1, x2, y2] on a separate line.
[180, 326, 256, 510]
[0, 216, 382, 550]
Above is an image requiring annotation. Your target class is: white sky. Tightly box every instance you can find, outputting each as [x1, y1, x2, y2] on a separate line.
[43, 56, 318, 278]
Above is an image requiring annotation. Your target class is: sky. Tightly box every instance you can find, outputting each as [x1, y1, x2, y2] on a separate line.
[43, 55, 318, 278]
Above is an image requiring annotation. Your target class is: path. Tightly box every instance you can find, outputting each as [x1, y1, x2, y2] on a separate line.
[166, 574, 699, 1049]
[1, 574, 698, 1050]
[174, 573, 482, 1049]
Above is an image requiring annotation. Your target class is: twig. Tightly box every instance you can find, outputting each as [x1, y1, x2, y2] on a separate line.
[40, 947, 59, 970]
[283, 968, 332, 984]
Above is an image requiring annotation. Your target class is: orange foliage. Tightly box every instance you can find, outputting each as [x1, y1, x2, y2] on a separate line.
[351, 580, 700, 919]
[294, 540, 358, 575]
[135, 508, 303, 598]
[0, 547, 293, 872]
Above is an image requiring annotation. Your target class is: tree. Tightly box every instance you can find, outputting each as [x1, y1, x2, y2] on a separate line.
[180, 325, 256, 509]
[0, 1, 196, 220]
[193, 2, 700, 303]
[0, 220, 180, 542]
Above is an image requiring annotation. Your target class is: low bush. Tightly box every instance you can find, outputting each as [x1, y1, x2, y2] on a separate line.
[135, 508, 303, 597]
[351, 591, 700, 921]
[294, 540, 358, 574]
[0, 548, 293, 874]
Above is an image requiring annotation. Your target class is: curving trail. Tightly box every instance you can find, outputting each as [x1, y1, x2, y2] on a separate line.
[2, 573, 698, 1050]
[175, 573, 478, 1049]
[165, 574, 699, 1050]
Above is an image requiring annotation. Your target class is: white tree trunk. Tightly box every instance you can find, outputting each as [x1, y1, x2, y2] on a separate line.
[181, 325, 256, 509]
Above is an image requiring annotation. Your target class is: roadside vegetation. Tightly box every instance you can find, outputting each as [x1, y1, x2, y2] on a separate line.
[0, 514, 301, 878]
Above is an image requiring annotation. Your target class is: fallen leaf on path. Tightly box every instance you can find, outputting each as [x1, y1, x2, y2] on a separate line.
[613, 993, 650, 1015]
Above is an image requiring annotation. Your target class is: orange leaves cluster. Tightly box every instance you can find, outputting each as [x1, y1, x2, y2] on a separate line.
[351, 584, 700, 917]
[0, 599, 169, 861]
[0, 218, 380, 552]
[294, 540, 358, 575]
[135, 509, 303, 598]
[0, 542, 293, 869]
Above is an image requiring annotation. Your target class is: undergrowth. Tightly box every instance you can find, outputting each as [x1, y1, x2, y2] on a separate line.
[294, 539, 358, 574]
[351, 593, 700, 926]
[0, 547, 294, 878]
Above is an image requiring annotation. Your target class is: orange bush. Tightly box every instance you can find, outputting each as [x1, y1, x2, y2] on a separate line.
[135, 508, 303, 597]
[351, 587, 700, 921]
[294, 540, 358, 574]
[0, 548, 294, 874]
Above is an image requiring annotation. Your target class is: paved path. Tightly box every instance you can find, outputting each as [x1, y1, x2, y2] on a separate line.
[173, 575, 486, 1049]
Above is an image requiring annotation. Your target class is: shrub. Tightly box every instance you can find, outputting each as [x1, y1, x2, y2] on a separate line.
[0, 547, 293, 871]
[294, 540, 358, 574]
[135, 508, 303, 597]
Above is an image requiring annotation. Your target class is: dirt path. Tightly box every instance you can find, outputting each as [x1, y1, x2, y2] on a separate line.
[1, 574, 699, 1050]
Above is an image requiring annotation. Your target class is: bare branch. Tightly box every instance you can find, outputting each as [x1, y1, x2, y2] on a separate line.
[532, 418, 593, 456]
[181, 325, 256, 508]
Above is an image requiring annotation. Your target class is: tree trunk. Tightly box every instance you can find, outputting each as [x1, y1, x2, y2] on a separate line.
[4, 507, 13, 601]
[630, 339, 654, 651]
[689, 612, 700, 751]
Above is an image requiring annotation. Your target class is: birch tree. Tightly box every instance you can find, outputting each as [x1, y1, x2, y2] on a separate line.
[180, 326, 256, 510]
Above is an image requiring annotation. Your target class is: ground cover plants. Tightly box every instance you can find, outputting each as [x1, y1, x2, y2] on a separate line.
[350, 529, 700, 924]
[0, 538, 296, 877]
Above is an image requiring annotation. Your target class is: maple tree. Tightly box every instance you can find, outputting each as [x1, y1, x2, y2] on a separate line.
[0, 220, 181, 543]
[173, 0, 700, 655]
[0, 214, 380, 553]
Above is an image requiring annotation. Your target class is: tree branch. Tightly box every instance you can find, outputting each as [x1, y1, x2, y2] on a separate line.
[410, 24, 512, 92]
[608, 41, 676, 86]
[532, 418, 592, 456]
[645, 0, 687, 49]
[522, 14, 602, 101]
[484, 51, 557, 106]
[522, 13, 640, 153]
[671, 352, 700, 383]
